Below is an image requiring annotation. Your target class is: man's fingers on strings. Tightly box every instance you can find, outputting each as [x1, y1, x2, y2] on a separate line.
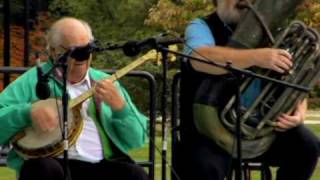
[95, 85, 106, 94]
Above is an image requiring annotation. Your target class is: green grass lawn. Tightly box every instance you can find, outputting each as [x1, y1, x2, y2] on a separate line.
[1, 124, 320, 180]
[0, 168, 15, 180]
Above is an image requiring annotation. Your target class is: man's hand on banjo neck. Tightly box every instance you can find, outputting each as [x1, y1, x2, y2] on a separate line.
[95, 79, 126, 111]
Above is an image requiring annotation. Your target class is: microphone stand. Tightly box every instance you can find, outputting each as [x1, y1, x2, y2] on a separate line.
[159, 44, 170, 180]
[226, 62, 243, 180]
[155, 46, 310, 180]
[60, 55, 70, 180]
[38, 51, 72, 180]
[36, 43, 123, 180]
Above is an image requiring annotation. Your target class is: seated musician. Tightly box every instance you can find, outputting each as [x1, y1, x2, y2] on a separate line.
[0, 17, 149, 180]
[175, 0, 320, 179]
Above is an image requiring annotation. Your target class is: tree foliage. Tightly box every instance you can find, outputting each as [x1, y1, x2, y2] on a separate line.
[48, 0, 167, 112]
[144, 0, 320, 108]
[296, 0, 320, 30]
[2, 0, 320, 109]
[145, 0, 214, 34]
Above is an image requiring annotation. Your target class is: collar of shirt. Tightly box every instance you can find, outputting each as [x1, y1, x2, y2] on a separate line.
[67, 70, 91, 88]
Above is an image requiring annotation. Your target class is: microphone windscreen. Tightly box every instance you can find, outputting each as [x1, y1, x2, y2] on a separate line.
[123, 41, 140, 57]
[36, 81, 51, 100]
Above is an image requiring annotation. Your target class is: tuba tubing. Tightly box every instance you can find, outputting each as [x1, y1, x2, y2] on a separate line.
[228, 0, 305, 48]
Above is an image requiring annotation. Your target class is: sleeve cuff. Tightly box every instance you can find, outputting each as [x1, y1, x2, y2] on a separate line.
[112, 104, 131, 119]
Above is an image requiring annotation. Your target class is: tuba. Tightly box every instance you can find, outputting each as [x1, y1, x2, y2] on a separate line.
[193, 0, 320, 159]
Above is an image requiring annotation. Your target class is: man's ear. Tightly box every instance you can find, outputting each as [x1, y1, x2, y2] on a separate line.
[47, 47, 59, 62]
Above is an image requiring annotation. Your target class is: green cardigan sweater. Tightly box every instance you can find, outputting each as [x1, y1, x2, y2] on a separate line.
[0, 61, 147, 172]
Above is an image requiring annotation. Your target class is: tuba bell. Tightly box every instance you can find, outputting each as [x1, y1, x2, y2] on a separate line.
[193, 0, 320, 159]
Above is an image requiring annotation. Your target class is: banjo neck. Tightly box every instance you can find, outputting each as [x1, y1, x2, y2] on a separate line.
[69, 50, 157, 108]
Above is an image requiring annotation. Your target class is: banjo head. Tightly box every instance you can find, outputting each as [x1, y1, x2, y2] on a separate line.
[11, 98, 83, 159]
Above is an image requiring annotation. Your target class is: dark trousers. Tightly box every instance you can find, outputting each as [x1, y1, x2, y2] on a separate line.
[19, 158, 149, 180]
[175, 125, 320, 180]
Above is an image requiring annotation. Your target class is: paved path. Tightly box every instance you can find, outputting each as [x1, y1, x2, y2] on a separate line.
[306, 110, 320, 124]
[307, 110, 320, 116]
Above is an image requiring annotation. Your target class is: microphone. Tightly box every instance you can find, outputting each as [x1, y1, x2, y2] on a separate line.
[35, 53, 51, 100]
[122, 37, 183, 57]
[89, 42, 124, 52]
[67, 41, 124, 62]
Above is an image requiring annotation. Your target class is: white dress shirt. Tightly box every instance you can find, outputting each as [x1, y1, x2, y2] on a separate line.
[64, 72, 104, 163]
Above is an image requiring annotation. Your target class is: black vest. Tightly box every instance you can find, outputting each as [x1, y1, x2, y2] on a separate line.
[179, 13, 234, 139]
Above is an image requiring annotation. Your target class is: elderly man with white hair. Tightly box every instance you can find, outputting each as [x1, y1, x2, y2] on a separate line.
[0, 17, 149, 180]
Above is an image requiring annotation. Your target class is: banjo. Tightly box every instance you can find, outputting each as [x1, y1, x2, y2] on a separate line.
[11, 50, 158, 159]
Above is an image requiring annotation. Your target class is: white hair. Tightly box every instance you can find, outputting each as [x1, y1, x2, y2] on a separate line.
[46, 17, 94, 50]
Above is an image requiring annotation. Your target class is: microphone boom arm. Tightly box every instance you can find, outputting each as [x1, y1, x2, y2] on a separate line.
[69, 49, 158, 108]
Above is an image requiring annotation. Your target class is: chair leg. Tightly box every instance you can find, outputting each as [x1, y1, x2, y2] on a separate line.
[226, 169, 233, 180]
[243, 163, 250, 180]
[261, 164, 272, 180]
[228, 162, 272, 180]
[247, 168, 251, 180]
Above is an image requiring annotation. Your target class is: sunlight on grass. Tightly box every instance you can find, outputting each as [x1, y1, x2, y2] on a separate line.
[306, 117, 320, 120]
